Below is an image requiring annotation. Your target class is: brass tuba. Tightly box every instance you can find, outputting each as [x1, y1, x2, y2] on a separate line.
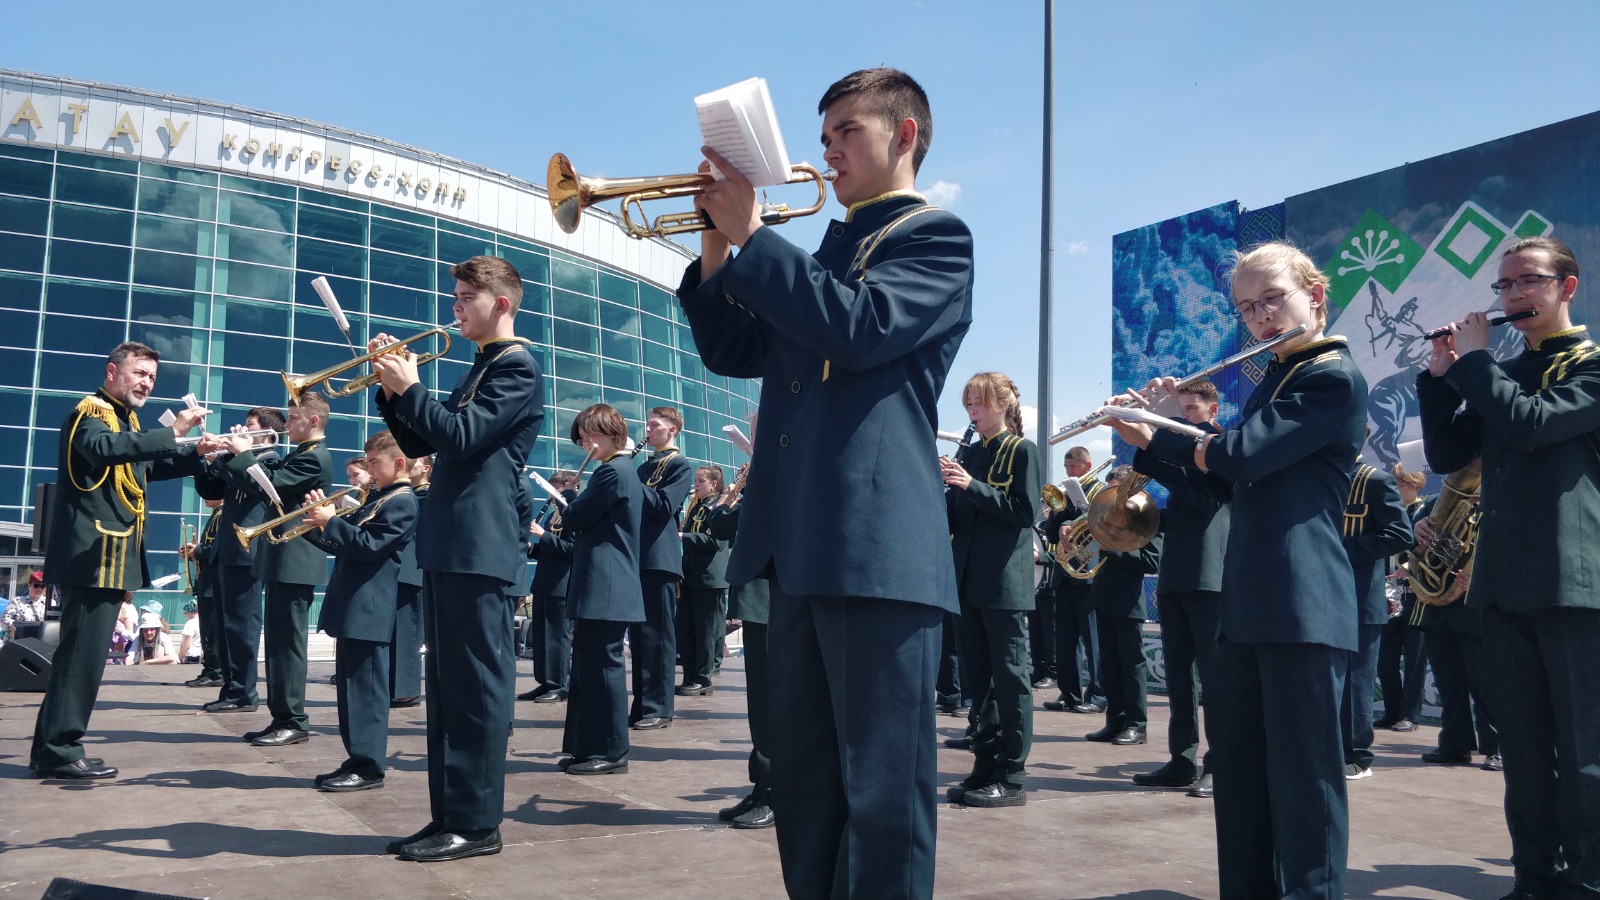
[1054, 459, 1115, 579]
[1087, 469, 1161, 552]
[1409, 459, 1482, 606]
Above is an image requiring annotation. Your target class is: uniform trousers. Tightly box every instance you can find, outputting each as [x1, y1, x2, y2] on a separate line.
[1376, 598, 1427, 723]
[215, 564, 263, 706]
[335, 636, 391, 778]
[1340, 622, 1385, 770]
[1096, 612, 1147, 733]
[531, 592, 571, 692]
[678, 585, 727, 688]
[389, 583, 424, 701]
[1027, 586, 1057, 683]
[1210, 638, 1349, 899]
[564, 618, 630, 762]
[741, 620, 772, 806]
[194, 564, 223, 678]
[768, 586, 941, 900]
[29, 586, 122, 771]
[1427, 604, 1498, 757]
[1478, 605, 1600, 897]
[422, 571, 515, 832]
[935, 612, 968, 707]
[263, 581, 313, 732]
[1053, 579, 1102, 706]
[1157, 590, 1219, 774]
[956, 605, 1033, 789]
[629, 570, 677, 722]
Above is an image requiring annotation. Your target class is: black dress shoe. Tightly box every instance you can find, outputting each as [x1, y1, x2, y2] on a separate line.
[203, 699, 258, 713]
[1042, 699, 1070, 712]
[719, 793, 760, 821]
[1071, 702, 1105, 714]
[960, 783, 1027, 808]
[1083, 726, 1117, 742]
[1421, 748, 1473, 765]
[251, 728, 310, 747]
[532, 689, 568, 704]
[387, 822, 442, 855]
[566, 758, 628, 775]
[1390, 719, 1417, 732]
[242, 727, 271, 742]
[935, 701, 960, 715]
[1112, 728, 1147, 746]
[556, 756, 578, 771]
[730, 805, 775, 828]
[1187, 772, 1214, 799]
[631, 716, 671, 730]
[390, 696, 421, 708]
[1482, 754, 1505, 772]
[319, 771, 384, 792]
[944, 735, 974, 750]
[1031, 676, 1056, 690]
[398, 828, 502, 862]
[313, 769, 347, 787]
[515, 686, 549, 701]
[32, 758, 118, 779]
[185, 674, 223, 688]
[945, 777, 984, 802]
[675, 683, 713, 696]
[1132, 766, 1197, 788]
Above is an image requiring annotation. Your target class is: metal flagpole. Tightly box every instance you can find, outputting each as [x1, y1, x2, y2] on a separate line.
[1037, 0, 1055, 452]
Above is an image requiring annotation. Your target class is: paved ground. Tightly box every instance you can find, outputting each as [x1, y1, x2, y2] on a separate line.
[1, 656, 1513, 899]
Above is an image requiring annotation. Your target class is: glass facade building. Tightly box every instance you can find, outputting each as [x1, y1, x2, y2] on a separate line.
[0, 72, 758, 613]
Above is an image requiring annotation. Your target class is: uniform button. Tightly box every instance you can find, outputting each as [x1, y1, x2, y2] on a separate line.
[779, 435, 790, 448]
[830, 224, 844, 237]
[790, 381, 801, 393]
[726, 293, 737, 305]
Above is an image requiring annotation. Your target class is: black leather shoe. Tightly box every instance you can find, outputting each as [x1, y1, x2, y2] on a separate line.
[386, 822, 442, 855]
[1390, 719, 1417, 732]
[555, 756, 578, 771]
[515, 686, 549, 701]
[242, 727, 271, 742]
[1132, 766, 1197, 788]
[719, 793, 760, 821]
[566, 758, 628, 775]
[1071, 702, 1105, 714]
[1031, 676, 1056, 690]
[251, 728, 310, 747]
[1112, 728, 1147, 746]
[935, 702, 960, 715]
[185, 674, 223, 688]
[945, 778, 984, 802]
[631, 716, 671, 730]
[203, 699, 258, 713]
[1187, 772, 1214, 798]
[961, 783, 1027, 808]
[675, 683, 713, 696]
[31, 758, 118, 779]
[944, 736, 974, 750]
[390, 696, 421, 708]
[319, 771, 384, 792]
[1083, 726, 1117, 742]
[1042, 699, 1070, 712]
[1421, 748, 1473, 765]
[398, 828, 502, 862]
[313, 769, 347, 787]
[730, 805, 775, 829]
[1482, 754, 1504, 772]
[532, 689, 568, 704]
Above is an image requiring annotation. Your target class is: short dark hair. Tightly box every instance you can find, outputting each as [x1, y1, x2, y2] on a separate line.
[365, 431, 402, 458]
[571, 403, 628, 446]
[1179, 380, 1219, 405]
[696, 464, 726, 494]
[817, 68, 933, 173]
[248, 407, 287, 433]
[291, 391, 330, 424]
[649, 406, 684, 433]
[452, 256, 523, 314]
[551, 469, 580, 489]
[108, 341, 159, 368]
[1065, 446, 1091, 465]
[1504, 236, 1579, 281]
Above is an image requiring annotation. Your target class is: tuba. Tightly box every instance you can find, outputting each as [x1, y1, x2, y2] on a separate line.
[1054, 459, 1115, 579]
[1409, 460, 1482, 607]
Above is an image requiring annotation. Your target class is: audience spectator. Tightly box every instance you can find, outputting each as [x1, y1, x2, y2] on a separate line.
[179, 601, 204, 664]
[4, 572, 50, 641]
[129, 612, 177, 665]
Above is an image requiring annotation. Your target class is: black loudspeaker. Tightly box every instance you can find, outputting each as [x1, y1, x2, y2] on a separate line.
[0, 637, 55, 692]
[41, 877, 200, 899]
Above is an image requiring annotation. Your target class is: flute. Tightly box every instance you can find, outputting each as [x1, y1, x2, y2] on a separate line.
[1422, 309, 1537, 340]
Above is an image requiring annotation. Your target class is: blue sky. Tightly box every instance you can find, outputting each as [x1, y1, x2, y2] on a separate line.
[8, 0, 1600, 461]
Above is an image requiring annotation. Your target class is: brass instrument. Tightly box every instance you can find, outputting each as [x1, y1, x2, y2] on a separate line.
[180, 522, 196, 595]
[548, 153, 835, 239]
[233, 486, 367, 549]
[1042, 483, 1068, 511]
[1053, 459, 1115, 579]
[1409, 460, 1482, 607]
[1049, 325, 1306, 445]
[1086, 469, 1160, 552]
[280, 325, 456, 403]
[177, 429, 279, 448]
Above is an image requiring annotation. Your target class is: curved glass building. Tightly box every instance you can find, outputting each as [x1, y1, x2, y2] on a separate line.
[0, 70, 756, 603]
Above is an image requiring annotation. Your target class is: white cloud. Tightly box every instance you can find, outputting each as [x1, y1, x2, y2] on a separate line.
[1064, 240, 1090, 255]
[1019, 404, 1039, 437]
[923, 180, 962, 206]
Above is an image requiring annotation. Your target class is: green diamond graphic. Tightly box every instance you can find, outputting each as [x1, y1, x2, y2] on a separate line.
[1514, 210, 1553, 239]
[1433, 204, 1508, 279]
[1325, 210, 1424, 310]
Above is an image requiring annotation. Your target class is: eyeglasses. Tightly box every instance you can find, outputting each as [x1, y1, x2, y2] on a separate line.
[1490, 273, 1561, 296]
[1233, 287, 1300, 323]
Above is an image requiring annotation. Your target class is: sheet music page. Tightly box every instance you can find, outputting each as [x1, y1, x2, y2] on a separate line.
[1097, 405, 1208, 439]
[695, 78, 790, 187]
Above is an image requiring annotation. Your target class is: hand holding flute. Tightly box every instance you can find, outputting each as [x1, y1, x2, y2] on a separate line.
[1424, 309, 1537, 376]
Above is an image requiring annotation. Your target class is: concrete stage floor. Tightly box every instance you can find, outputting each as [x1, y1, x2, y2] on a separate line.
[1, 656, 1513, 899]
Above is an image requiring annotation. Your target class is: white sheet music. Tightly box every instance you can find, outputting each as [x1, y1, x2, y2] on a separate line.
[695, 77, 791, 187]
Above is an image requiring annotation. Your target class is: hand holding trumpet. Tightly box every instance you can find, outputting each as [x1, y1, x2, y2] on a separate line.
[368, 333, 421, 398]
[300, 489, 336, 530]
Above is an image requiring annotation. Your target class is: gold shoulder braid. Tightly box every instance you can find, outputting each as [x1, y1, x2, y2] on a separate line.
[1343, 463, 1378, 537]
[819, 204, 944, 383]
[647, 449, 680, 489]
[1269, 350, 1343, 404]
[355, 484, 412, 527]
[457, 339, 533, 410]
[1541, 339, 1599, 391]
[686, 495, 715, 534]
[984, 433, 1023, 492]
[67, 395, 147, 527]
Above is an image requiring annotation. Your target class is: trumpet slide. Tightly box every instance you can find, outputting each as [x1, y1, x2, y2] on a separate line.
[1421, 308, 1536, 340]
[280, 323, 457, 403]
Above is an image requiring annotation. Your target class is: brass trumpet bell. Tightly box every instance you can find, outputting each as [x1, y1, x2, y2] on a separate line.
[281, 326, 453, 403]
[547, 153, 833, 240]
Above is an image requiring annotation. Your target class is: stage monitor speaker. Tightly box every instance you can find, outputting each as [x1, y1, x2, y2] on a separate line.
[0, 637, 54, 692]
[41, 877, 200, 899]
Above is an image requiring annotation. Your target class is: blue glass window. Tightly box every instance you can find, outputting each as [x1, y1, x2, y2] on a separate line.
[0, 196, 50, 234]
[45, 278, 127, 318]
[0, 233, 46, 273]
[0, 157, 52, 198]
[298, 203, 367, 244]
[138, 179, 217, 220]
[48, 240, 131, 282]
[133, 250, 211, 292]
[218, 224, 294, 268]
[370, 218, 433, 258]
[55, 167, 136, 209]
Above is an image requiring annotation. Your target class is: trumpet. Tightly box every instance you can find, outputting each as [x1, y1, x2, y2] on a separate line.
[281, 324, 456, 403]
[233, 486, 367, 548]
[1048, 324, 1307, 445]
[547, 153, 835, 239]
[177, 429, 279, 449]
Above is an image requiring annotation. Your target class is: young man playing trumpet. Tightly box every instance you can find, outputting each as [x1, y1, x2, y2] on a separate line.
[301, 431, 417, 792]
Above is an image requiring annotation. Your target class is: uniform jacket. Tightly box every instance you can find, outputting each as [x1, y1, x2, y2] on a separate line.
[399, 484, 426, 588]
[44, 390, 205, 590]
[192, 505, 223, 598]
[529, 488, 577, 598]
[681, 493, 732, 590]
[636, 449, 692, 576]
[676, 193, 973, 611]
[218, 438, 333, 586]
[717, 503, 770, 625]
[377, 337, 544, 587]
[1419, 327, 1600, 612]
[1133, 421, 1230, 595]
[947, 431, 1044, 610]
[1090, 533, 1163, 619]
[195, 445, 280, 569]
[1147, 338, 1368, 651]
[310, 481, 417, 643]
[564, 454, 644, 622]
[1341, 461, 1414, 626]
